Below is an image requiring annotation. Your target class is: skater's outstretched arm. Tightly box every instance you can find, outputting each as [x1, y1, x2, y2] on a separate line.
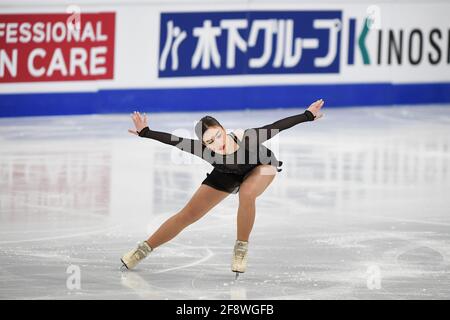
[242, 99, 324, 144]
[128, 111, 206, 158]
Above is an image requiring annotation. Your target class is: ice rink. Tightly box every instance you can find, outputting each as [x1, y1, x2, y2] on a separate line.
[1, 105, 449, 300]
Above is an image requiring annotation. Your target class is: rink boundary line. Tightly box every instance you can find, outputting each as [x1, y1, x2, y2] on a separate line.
[1, 82, 450, 117]
[345, 213, 450, 227]
[0, 224, 121, 245]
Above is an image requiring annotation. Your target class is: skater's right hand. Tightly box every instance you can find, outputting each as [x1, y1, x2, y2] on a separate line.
[307, 99, 325, 120]
[128, 111, 148, 135]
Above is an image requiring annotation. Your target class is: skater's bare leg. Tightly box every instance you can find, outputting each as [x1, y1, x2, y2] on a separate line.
[146, 184, 229, 249]
[237, 165, 277, 242]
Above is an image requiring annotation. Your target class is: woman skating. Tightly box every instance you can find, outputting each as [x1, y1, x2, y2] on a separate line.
[121, 99, 324, 278]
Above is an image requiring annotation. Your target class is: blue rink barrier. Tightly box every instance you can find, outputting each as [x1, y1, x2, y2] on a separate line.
[1, 82, 450, 117]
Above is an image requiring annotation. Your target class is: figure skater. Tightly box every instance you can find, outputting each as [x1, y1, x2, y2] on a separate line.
[121, 99, 324, 278]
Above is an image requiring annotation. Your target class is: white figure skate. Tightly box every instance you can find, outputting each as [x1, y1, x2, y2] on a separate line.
[231, 240, 248, 280]
[121, 241, 153, 270]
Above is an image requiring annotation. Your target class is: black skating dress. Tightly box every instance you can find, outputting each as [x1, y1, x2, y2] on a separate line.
[137, 110, 315, 194]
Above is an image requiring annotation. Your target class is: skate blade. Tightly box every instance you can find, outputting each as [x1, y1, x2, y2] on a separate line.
[120, 259, 129, 271]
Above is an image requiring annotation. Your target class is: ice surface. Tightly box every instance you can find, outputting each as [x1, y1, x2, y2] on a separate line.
[0, 105, 449, 299]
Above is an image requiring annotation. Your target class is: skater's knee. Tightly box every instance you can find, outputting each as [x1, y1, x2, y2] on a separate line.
[238, 187, 257, 202]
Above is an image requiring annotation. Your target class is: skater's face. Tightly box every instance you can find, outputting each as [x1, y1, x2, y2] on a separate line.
[203, 126, 227, 153]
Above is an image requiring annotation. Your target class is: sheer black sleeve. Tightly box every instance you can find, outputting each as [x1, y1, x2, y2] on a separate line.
[243, 110, 315, 144]
[137, 126, 206, 159]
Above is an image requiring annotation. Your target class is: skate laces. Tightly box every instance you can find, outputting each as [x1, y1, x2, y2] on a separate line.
[133, 242, 151, 260]
[235, 248, 246, 259]
[234, 241, 248, 259]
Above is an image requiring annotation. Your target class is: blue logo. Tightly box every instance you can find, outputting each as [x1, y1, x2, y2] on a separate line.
[159, 11, 342, 77]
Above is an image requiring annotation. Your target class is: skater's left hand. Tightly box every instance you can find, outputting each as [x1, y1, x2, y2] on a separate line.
[307, 99, 325, 120]
[128, 111, 148, 135]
